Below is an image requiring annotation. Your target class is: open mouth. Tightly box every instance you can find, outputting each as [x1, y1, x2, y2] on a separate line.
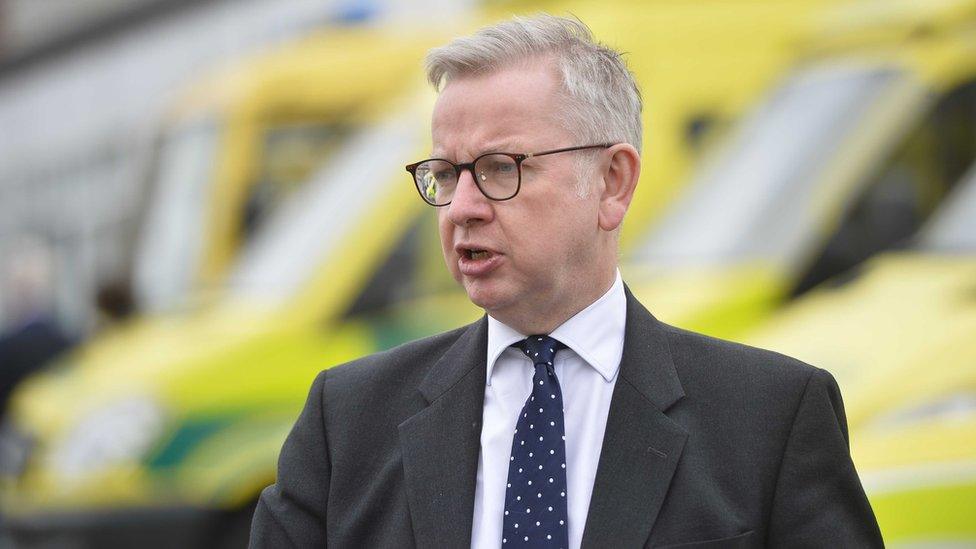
[456, 245, 500, 276]
[466, 249, 491, 260]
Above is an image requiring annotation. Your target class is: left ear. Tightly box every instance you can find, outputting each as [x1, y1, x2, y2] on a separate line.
[597, 143, 641, 232]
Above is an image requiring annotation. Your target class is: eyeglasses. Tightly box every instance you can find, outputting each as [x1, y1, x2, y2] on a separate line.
[405, 143, 614, 206]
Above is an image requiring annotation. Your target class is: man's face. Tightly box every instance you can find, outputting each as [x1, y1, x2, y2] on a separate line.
[432, 60, 610, 330]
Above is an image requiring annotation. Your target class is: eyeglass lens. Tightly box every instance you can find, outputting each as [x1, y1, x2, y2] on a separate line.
[414, 154, 519, 205]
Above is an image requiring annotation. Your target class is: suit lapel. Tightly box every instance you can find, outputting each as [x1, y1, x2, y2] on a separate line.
[581, 287, 688, 548]
[398, 317, 488, 548]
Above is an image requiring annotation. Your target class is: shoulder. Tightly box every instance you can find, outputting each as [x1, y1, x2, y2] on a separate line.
[662, 322, 818, 386]
[622, 284, 821, 393]
[648, 320, 851, 463]
[300, 321, 481, 459]
[656, 321, 838, 418]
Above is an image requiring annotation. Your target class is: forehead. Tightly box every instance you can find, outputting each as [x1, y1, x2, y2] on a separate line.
[431, 60, 569, 155]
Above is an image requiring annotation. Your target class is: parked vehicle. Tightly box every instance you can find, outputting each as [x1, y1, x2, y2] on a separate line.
[132, 25, 446, 313]
[744, 164, 976, 543]
[625, 0, 976, 339]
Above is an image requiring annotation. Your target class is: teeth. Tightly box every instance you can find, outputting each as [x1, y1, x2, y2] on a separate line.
[470, 250, 489, 260]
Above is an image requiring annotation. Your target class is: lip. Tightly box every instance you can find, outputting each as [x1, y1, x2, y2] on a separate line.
[455, 243, 503, 277]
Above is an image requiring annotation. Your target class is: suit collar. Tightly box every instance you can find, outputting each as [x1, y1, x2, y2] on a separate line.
[549, 270, 626, 383]
[399, 287, 689, 548]
[617, 284, 685, 412]
[416, 315, 488, 402]
[399, 316, 487, 548]
[581, 285, 688, 548]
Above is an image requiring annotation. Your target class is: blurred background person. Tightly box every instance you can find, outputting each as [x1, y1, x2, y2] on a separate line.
[0, 235, 74, 421]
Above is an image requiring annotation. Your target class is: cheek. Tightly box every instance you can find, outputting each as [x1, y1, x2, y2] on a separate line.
[537, 203, 597, 258]
[437, 216, 458, 267]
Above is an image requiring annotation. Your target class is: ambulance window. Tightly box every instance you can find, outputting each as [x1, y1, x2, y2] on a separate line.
[791, 79, 976, 295]
[242, 122, 352, 240]
[917, 164, 976, 253]
[635, 65, 901, 268]
[229, 112, 423, 305]
[134, 119, 219, 312]
[340, 212, 454, 319]
[343, 216, 423, 319]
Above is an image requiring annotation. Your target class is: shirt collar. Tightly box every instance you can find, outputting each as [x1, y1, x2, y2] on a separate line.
[486, 270, 626, 385]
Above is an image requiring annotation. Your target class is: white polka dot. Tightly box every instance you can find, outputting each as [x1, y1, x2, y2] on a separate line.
[539, 436, 544, 441]
[505, 510, 509, 515]
[549, 477, 554, 483]
[548, 506, 553, 511]
[518, 468, 523, 473]
[507, 483, 511, 488]
[514, 523, 519, 528]
[536, 521, 541, 526]
[539, 380, 543, 385]
[503, 539, 507, 544]
[560, 491, 565, 497]
[516, 495, 521, 501]
[539, 465, 543, 470]
[547, 535, 552, 540]
[528, 451, 533, 457]
[561, 463, 566, 468]
[551, 394, 555, 399]
[526, 508, 531, 513]
[520, 441, 524, 446]
[528, 480, 532, 485]
[550, 421, 555, 426]
[559, 520, 564, 525]
[550, 450, 555, 455]
[524, 536, 529, 541]
[537, 337, 543, 341]
[510, 456, 514, 461]
[549, 348, 553, 353]
[537, 492, 542, 498]
[539, 408, 543, 413]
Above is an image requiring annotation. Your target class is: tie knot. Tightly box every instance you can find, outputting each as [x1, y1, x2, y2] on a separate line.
[513, 335, 566, 366]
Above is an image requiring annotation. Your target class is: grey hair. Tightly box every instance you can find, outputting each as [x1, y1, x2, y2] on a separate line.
[425, 14, 643, 160]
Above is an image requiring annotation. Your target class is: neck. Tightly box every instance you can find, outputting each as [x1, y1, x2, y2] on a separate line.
[492, 265, 617, 335]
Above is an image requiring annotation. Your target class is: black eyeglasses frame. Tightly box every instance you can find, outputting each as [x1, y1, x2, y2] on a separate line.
[405, 143, 616, 206]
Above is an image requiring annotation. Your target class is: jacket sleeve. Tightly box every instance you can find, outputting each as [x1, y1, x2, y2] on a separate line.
[766, 367, 885, 546]
[250, 370, 331, 548]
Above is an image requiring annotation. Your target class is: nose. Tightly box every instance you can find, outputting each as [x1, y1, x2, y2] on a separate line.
[446, 167, 494, 227]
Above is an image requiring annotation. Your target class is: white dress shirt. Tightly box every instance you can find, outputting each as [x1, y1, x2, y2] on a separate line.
[471, 271, 626, 549]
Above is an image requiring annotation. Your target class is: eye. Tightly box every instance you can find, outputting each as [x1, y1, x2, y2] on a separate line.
[481, 156, 516, 175]
[433, 169, 455, 184]
[496, 162, 516, 174]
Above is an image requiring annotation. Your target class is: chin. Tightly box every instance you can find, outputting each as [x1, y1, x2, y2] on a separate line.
[461, 279, 508, 313]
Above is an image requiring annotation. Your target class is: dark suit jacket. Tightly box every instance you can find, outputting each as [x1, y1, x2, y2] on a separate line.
[250, 288, 883, 548]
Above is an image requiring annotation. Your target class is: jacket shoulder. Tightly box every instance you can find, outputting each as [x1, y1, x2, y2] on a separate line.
[659, 321, 822, 392]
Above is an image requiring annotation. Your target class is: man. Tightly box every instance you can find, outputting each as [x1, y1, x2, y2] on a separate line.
[251, 15, 883, 548]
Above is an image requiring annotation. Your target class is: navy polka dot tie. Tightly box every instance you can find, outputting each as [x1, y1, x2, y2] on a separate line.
[502, 335, 569, 548]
